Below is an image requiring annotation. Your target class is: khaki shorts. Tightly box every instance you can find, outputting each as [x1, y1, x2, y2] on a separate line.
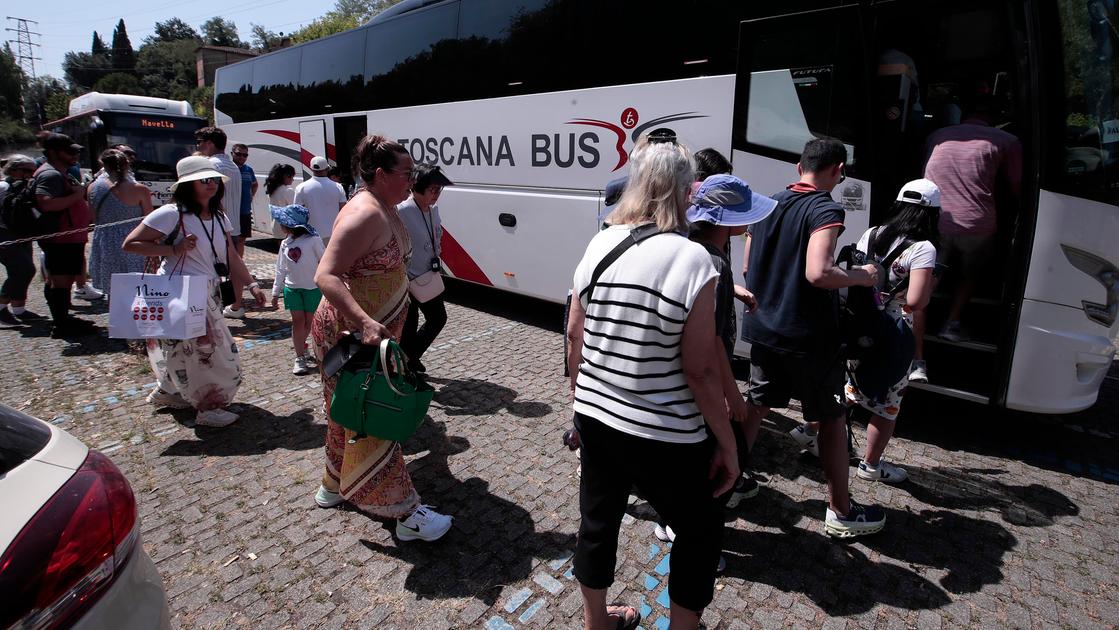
[938, 233, 994, 278]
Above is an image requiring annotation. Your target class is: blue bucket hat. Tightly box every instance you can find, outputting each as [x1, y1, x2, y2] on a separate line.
[270, 204, 318, 236]
[686, 174, 778, 227]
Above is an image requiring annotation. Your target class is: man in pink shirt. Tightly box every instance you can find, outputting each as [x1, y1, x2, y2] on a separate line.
[923, 102, 1022, 342]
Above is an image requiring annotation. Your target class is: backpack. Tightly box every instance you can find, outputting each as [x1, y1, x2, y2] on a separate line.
[0, 177, 60, 239]
[837, 227, 916, 401]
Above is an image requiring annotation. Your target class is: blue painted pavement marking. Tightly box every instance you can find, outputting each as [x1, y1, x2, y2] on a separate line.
[484, 616, 515, 630]
[639, 595, 652, 619]
[547, 551, 574, 571]
[103, 396, 118, 404]
[503, 588, 532, 614]
[533, 572, 564, 595]
[653, 553, 671, 577]
[642, 573, 659, 591]
[653, 615, 670, 630]
[518, 599, 545, 624]
[563, 567, 574, 580]
[81, 405, 96, 413]
[647, 543, 660, 562]
[655, 587, 671, 609]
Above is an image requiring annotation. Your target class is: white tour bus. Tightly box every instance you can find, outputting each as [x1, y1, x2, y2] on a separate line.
[43, 92, 206, 205]
[215, 0, 1118, 414]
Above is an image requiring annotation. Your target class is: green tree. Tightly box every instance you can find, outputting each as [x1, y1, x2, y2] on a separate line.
[190, 85, 214, 123]
[291, 13, 359, 44]
[136, 38, 199, 101]
[46, 91, 71, 121]
[93, 72, 143, 95]
[0, 45, 25, 120]
[23, 76, 68, 127]
[91, 32, 108, 56]
[250, 23, 281, 52]
[151, 17, 201, 43]
[202, 17, 245, 48]
[110, 19, 137, 73]
[63, 50, 110, 91]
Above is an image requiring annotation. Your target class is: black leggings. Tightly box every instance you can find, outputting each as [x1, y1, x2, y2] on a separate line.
[573, 414, 723, 612]
[400, 295, 447, 363]
[0, 237, 35, 302]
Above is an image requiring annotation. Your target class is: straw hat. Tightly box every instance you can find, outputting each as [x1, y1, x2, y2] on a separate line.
[170, 155, 228, 192]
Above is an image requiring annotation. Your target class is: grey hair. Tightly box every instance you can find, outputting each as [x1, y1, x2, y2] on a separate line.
[606, 139, 693, 233]
[2, 154, 36, 176]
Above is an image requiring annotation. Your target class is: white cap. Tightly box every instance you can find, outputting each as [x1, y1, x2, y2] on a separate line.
[896, 178, 940, 207]
[310, 156, 330, 172]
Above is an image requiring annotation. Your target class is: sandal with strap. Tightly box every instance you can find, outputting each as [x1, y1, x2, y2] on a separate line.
[606, 604, 641, 630]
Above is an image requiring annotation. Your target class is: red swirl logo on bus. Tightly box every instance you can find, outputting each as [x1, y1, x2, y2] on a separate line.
[567, 109, 709, 171]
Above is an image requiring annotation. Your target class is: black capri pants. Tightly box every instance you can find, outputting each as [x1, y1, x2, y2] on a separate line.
[573, 413, 723, 612]
[0, 233, 35, 301]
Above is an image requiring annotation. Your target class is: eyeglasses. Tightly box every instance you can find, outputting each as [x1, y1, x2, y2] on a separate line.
[197, 177, 219, 185]
[390, 167, 418, 182]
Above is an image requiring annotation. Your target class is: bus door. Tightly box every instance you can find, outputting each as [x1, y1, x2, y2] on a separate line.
[729, 5, 874, 356]
[298, 120, 328, 180]
[333, 116, 367, 195]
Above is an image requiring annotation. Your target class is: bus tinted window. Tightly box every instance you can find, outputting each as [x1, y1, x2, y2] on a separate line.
[299, 29, 367, 116]
[254, 47, 302, 119]
[1056, 0, 1118, 202]
[214, 61, 255, 125]
[364, 2, 460, 109]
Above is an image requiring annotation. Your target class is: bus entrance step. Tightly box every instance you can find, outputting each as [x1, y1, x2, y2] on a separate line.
[923, 335, 998, 353]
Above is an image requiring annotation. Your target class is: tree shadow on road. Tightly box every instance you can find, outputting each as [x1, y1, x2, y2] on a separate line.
[361, 418, 576, 605]
[425, 376, 552, 418]
[159, 405, 323, 456]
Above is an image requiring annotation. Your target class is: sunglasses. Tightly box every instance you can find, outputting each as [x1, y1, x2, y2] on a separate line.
[197, 177, 219, 185]
[232, 152, 248, 157]
[647, 128, 678, 145]
[391, 167, 419, 182]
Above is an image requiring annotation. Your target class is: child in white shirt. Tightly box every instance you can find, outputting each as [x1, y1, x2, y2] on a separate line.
[270, 204, 326, 375]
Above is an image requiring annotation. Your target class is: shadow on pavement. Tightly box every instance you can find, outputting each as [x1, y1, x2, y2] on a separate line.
[159, 405, 323, 456]
[442, 277, 564, 334]
[898, 465, 1079, 527]
[426, 376, 552, 418]
[362, 419, 576, 604]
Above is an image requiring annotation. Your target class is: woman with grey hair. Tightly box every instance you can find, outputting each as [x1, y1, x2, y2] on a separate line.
[565, 137, 739, 630]
[0, 154, 43, 326]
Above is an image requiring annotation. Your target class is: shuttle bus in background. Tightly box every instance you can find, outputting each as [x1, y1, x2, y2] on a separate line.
[42, 92, 206, 206]
[214, 0, 1118, 415]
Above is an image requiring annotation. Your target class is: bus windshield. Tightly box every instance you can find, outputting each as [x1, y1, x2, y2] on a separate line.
[101, 112, 203, 181]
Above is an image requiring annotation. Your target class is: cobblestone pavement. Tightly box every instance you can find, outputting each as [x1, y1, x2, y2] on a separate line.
[2, 240, 1117, 629]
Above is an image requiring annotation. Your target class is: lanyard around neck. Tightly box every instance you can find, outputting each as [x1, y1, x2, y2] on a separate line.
[419, 205, 437, 249]
[197, 213, 226, 263]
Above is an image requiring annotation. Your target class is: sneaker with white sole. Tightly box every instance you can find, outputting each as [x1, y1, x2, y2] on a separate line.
[146, 388, 191, 409]
[824, 499, 886, 538]
[396, 505, 453, 542]
[223, 305, 246, 319]
[72, 285, 104, 300]
[194, 408, 239, 427]
[789, 425, 819, 457]
[653, 523, 675, 543]
[857, 459, 908, 483]
[303, 352, 319, 368]
[292, 356, 313, 375]
[938, 320, 966, 342]
[909, 360, 928, 383]
[315, 485, 344, 508]
[725, 476, 760, 509]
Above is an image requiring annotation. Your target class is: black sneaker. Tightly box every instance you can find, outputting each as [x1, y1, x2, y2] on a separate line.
[409, 358, 427, 374]
[16, 309, 45, 321]
[0, 309, 24, 327]
[726, 476, 760, 508]
[824, 499, 886, 538]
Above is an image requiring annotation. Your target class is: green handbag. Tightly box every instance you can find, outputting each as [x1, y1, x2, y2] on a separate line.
[329, 339, 434, 442]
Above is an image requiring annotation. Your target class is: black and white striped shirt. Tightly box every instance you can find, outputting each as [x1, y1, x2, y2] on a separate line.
[573, 226, 717, 443]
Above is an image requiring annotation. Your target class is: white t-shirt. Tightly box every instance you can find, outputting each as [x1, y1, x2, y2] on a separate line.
[210, 153, 242, 236]
[856, 227, 936, 316]
[572, 226, 717, 444]
[268, 185, 295, 207]
[142, 204, 233, 279]
[294, 177, 347, 238]
[273, 233, 325, 295]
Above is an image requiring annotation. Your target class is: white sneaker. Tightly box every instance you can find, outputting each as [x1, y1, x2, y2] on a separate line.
[223, 305, 246, 319]
[909, 360, 928, 383]
[72, 285, 104, 300]
[653, 524, 675, 543]
[857, 459, 909, 483]
[396, 505, 453, 542]
[146, 388, 191, 409]
[194, 408, 239, 427]
[789, 425, 819, 457]
[292, 356, 313, 375]
[315, 485, 344, 508]
[302, 352, 319, 368]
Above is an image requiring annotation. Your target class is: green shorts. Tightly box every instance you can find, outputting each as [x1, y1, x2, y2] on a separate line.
[283, 287, 323, 313]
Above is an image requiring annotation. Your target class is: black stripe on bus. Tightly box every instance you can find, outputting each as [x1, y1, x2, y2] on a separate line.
[574, 397, 706, 435]
[588, 298, 686, 324]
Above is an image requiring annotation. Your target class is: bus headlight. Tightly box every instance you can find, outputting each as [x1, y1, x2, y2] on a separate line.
[1061, 244, 1119, 328]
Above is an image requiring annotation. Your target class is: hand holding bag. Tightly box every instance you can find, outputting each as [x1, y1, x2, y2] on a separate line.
[329, 337, 435, 442]
[408, 270, 445, 303]
[108, 254, 208, 339]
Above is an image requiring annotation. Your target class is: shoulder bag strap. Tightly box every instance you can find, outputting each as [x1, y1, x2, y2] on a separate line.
[879, 238, 915, 299]
[578, 223, 662, 302]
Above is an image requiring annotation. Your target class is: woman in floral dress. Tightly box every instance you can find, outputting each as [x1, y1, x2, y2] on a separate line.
[310, 135, 454, 542]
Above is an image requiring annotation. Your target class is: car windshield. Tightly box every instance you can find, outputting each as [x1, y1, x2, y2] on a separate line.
[0, 405, 51, 475]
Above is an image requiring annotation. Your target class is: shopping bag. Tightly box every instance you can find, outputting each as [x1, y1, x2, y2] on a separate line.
[108, 273, 209, 340]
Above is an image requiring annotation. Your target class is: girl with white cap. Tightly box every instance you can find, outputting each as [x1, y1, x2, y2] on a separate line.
[123, 155, 267, 427]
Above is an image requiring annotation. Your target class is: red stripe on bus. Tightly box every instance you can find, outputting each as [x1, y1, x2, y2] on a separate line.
[261, 129, 300, 144]
[262, 130, 337, 165]
[440, 229, 491, 286]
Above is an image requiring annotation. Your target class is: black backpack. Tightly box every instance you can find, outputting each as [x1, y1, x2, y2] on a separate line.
[1, 177, 60, 239]
[837, 228, 916, 401]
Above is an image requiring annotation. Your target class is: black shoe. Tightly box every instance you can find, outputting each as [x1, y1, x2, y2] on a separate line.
[409, 358, 427, 374]
[0, 309, 24, 327]
[15, 309, 44, 321]
[51, 319, 98, 338]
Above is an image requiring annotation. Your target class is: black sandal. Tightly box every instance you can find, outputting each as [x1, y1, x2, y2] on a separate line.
[606, 604, 641, 630]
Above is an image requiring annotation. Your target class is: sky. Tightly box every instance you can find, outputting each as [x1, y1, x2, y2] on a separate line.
[6, 0, 329, 81]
